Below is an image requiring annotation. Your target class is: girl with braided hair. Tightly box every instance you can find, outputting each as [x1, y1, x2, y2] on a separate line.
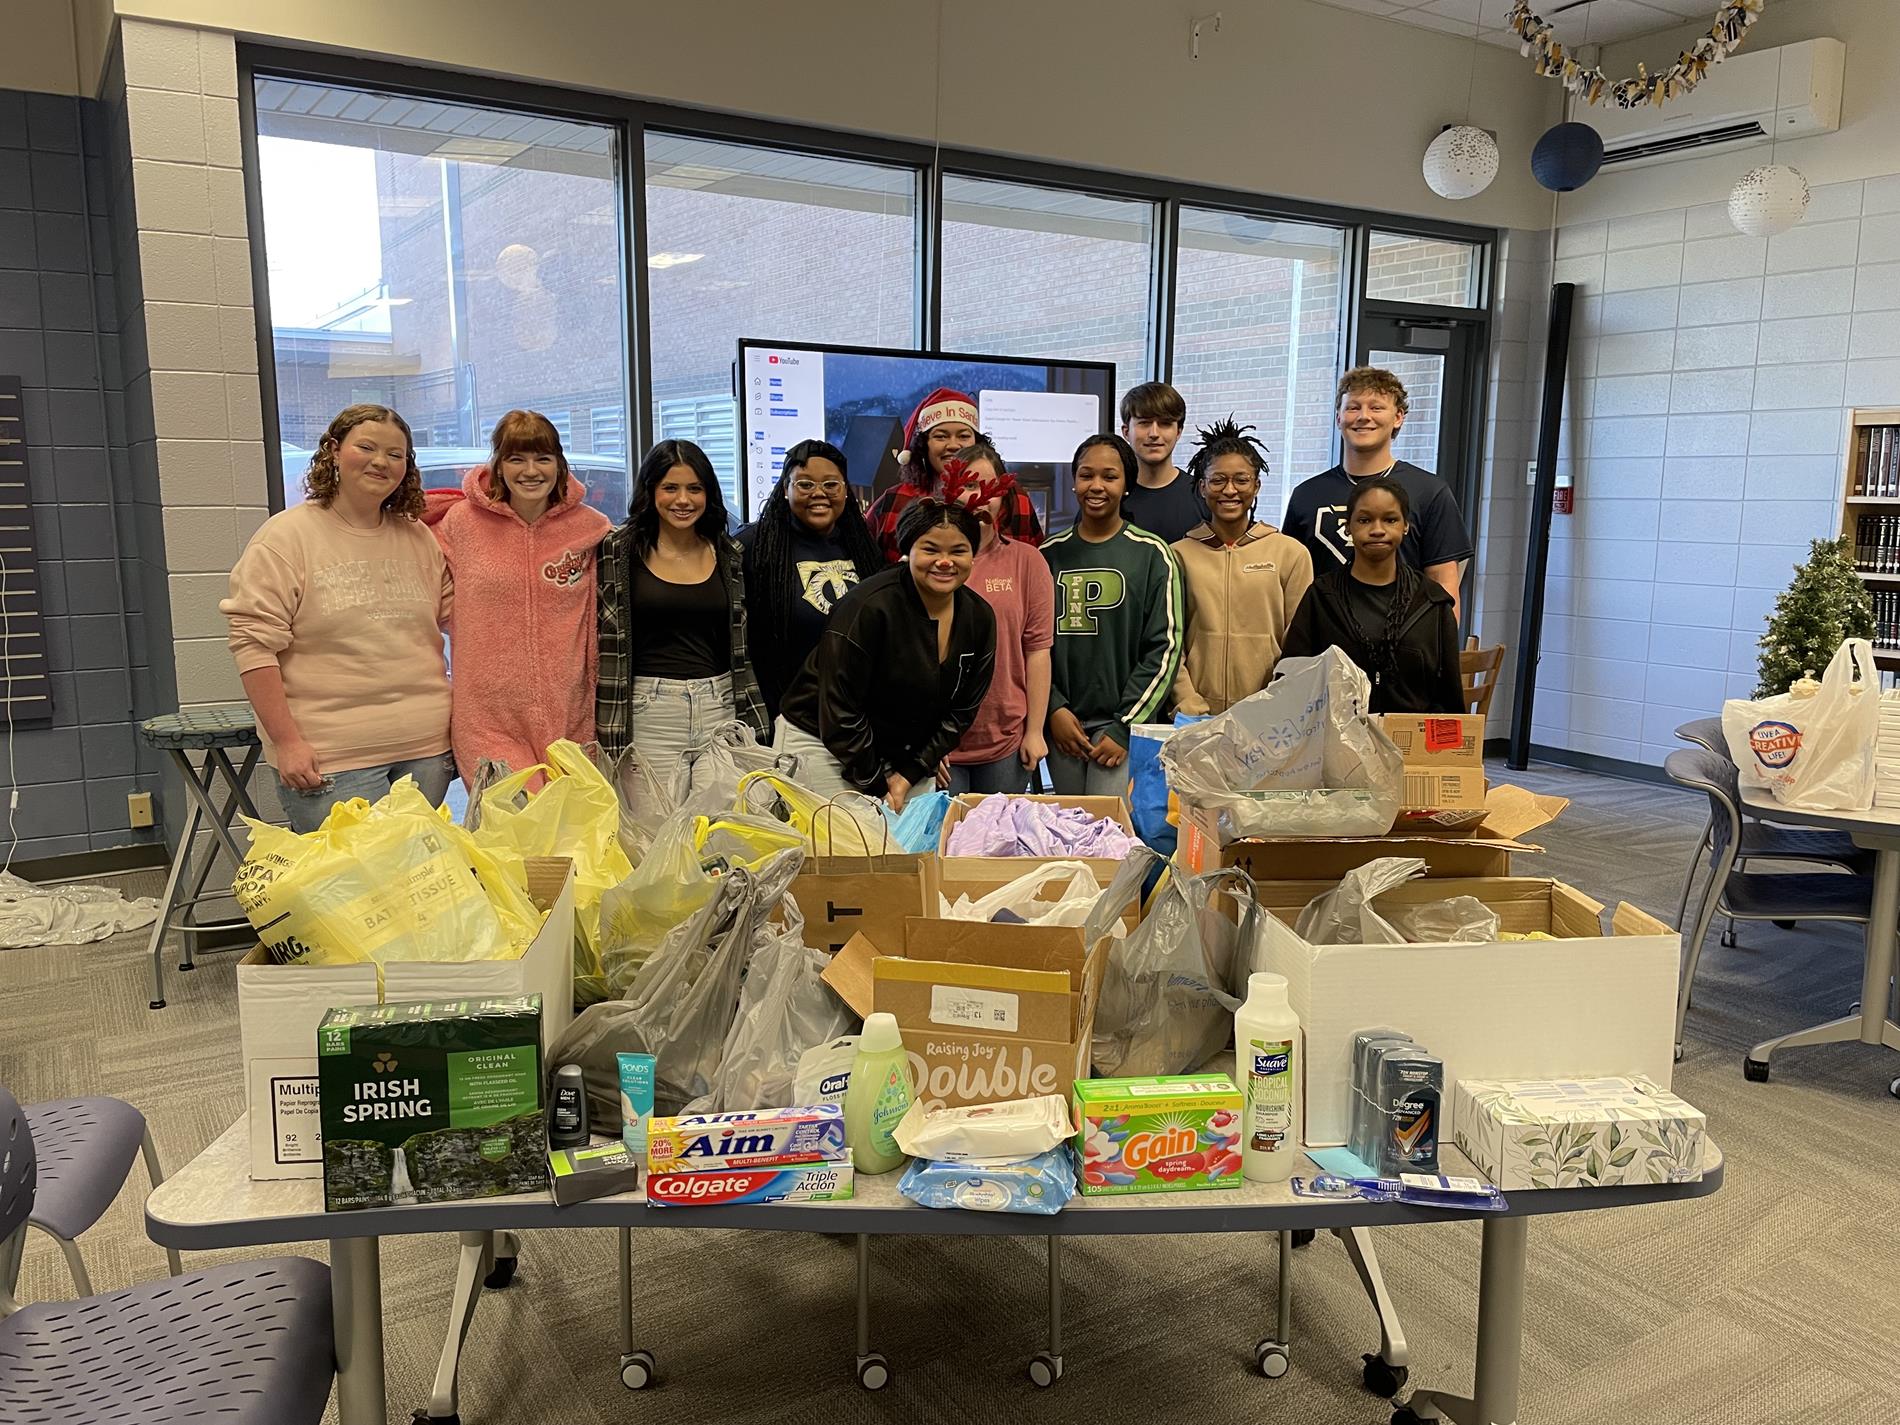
[1171, 418, 1313, 716]
[738, 439, 883, 723]
[1279, 477, 1464, 713]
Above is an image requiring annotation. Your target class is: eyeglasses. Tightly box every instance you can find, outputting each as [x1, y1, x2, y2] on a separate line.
[1202, 474, 1257, 491]
[791, 479, 845, 496]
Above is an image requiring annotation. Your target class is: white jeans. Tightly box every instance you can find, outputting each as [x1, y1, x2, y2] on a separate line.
[628, 674, 734, 822]
[771, 716, 856, 798]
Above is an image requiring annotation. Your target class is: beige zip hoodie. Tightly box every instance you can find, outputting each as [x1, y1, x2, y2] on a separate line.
[1170, 521, 1314, 716]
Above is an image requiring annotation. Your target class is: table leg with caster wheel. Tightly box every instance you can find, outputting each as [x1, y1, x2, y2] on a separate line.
[1338, 1226, 1408, 1397]
[1392, 1214, 1527, 1425]
[619, 1226, 655, 1390]
[855, 1234, 888, 1390]
[1029, 1236, 1064, 1387]
[1255, 1230, 1292, 1380]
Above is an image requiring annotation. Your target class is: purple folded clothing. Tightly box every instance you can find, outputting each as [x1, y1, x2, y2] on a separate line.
[945, 796, 1138, 859]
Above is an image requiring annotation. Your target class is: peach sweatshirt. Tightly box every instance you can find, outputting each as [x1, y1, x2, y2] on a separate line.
[222, 502, 453, 773]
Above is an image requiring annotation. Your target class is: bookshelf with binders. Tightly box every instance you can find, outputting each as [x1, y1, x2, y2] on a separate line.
[1841, 407, 1900, 669]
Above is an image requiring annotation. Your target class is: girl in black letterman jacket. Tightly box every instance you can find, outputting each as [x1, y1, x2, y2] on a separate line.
[777, 499, 997, 811]
[1279, 476, 1465, 714]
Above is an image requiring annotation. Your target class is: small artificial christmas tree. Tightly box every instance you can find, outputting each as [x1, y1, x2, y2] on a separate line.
[1754, 535, 1875, 697]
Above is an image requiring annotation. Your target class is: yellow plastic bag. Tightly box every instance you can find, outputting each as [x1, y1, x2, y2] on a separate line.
[468, 740, 634, 1004]
[235, 778, 541, 967]
[734, 770, 896, 856]
[597, 811, 804, 995]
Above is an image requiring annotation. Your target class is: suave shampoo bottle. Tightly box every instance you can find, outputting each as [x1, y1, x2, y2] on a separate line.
[843, 1013, 914, 1174]
[1237, 973, 1302, 1183]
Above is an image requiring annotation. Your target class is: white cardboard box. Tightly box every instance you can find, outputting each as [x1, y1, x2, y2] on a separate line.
[238, 857, 576, 1179]
[1250, 877, 1678, 1146]
[1452, 1076, 1707, 1189]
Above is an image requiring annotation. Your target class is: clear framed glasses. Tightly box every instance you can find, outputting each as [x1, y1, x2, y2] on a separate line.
[1203, 473, 1257, 491]
[791, 479, 845, 495]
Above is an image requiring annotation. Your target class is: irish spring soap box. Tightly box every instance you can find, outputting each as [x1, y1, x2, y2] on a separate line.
[318, 995, 544, 1212]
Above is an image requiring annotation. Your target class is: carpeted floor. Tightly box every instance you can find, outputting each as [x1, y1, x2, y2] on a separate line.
[3, 761, 1897, 1425]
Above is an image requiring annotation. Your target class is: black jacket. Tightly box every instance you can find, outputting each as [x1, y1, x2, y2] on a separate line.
[780, 565, 997, 794]
[1280, 567, 1465, 714]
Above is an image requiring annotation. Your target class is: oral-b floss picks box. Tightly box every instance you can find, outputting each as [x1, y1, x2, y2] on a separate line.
[618, 1053, 655, 1155]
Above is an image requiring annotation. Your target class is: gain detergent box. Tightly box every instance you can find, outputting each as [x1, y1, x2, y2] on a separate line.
[318, 995, 544, 1212]
[1073, 1075, 1243, 1196]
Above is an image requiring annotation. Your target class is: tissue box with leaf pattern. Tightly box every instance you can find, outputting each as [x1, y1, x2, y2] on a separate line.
[1452, 1076, 1705, 1189]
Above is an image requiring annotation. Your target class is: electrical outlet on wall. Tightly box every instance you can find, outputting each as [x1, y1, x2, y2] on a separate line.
[127, 791, 154, 828]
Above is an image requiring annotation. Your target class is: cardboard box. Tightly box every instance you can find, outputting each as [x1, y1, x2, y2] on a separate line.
[1378, 714, 1484, 766]
[937, 793, 1136, 887]
[1177, 784, 1567, 879]
[1453, 1076, 1707, 1189]
[1398, 766, 1488, 813]
[1251, 878, 1678, 1147]
[824, 915, 1112, 1113]
[238, 857, 576, 1181]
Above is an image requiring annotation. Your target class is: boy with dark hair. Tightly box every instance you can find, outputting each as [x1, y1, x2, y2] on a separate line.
[1118, 381, 1208, 544]
[1283, 366, 1471, 617]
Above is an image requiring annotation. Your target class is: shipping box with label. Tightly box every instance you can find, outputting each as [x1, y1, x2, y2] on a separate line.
[1379, 713, 1488, 827]
[1250, 876, 1678, 1146]
[937, 793, 1136, 888]
[824, 915, 1111, 1112]
[238, 857, 575, 1180]
[1178, 784, 1566, 880]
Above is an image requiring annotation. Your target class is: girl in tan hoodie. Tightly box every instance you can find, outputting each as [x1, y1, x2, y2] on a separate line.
[1171, 419, 1314, 716]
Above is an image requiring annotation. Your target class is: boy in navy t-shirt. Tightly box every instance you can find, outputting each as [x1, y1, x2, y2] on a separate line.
[1283, 366, 1471, 617]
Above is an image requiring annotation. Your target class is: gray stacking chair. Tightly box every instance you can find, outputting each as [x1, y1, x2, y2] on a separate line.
[1663, 748, 1874, 1066]
[21, 1096, 181, 1295]
[0, 1083, 336, 1424]
[1670, 718, 1872, 944]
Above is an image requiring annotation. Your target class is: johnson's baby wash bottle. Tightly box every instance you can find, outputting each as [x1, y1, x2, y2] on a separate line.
[1236, 973, 1302, 1183]
[843, 1013, 914, 1174]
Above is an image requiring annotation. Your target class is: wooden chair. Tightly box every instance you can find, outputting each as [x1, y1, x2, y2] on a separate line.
[1460, 636, 1504, 718]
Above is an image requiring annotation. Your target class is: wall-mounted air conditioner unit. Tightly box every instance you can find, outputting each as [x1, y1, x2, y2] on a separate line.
[1593, 37, 1844, 169]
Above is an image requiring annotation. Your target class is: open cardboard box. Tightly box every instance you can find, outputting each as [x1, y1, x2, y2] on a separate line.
[822, 912, 1112, 1112]
[937, 792, 1136, 887]
[1249, 874, 1678, 1146]
[237, 857, 576, 1180]
[1177, 784, 1568, 880]
[1380, 714, 1489, 830]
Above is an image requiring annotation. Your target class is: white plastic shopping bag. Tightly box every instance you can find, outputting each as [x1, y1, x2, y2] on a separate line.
[939, 861, 1102, 927]
[1722, 638, 1878, 811]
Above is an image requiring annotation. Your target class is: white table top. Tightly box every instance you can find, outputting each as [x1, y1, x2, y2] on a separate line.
[146, 1114, 1724, 1248]
[1740, 785, 1900, 845]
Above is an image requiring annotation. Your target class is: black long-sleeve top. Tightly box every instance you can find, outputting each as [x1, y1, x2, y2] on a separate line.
[780, 564, 997, 794]
[1280, 567, 1465, 714]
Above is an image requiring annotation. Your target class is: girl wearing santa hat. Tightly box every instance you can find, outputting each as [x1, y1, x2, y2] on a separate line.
[865, 387, 1043, 561]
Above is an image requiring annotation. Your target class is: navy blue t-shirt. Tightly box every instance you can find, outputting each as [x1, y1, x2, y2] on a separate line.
[1282, 460, 1472, 574]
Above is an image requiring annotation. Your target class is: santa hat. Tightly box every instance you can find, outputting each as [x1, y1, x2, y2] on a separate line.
[895, 387, 979, 466]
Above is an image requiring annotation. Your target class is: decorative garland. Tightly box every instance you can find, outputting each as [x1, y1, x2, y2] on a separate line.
[1507, 0, 1764, 110]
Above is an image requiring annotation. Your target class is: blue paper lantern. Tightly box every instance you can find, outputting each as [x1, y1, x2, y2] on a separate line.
[1531, 122, 1604, 192]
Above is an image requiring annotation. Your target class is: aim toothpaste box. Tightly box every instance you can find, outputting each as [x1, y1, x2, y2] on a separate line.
[645, 1154, 855, 1208]
[1073, 1075, 1243, 1196]
[645, 1104, 847, 1175]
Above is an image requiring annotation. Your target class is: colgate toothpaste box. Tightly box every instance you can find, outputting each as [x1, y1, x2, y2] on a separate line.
[645, 1104, 846, 1175]
[1073, 1075, 1243, 1196]
[645, 1154, 855, 1207]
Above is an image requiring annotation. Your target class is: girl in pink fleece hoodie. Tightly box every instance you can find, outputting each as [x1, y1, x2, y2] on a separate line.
[425, 410, 612, 787]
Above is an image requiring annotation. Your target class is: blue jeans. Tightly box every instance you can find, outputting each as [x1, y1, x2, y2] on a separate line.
[627, 674, 735, 822]
[278, 751, 456, 834]
[944, 753, 1030, 795]
[1046, 722, 1129, 797]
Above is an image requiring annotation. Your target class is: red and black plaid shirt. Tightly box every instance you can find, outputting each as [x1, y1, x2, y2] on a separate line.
[865, 481, 1044, 562]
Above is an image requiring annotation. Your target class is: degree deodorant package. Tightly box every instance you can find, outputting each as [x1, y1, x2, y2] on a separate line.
[1349, 1028, 1442, 1176]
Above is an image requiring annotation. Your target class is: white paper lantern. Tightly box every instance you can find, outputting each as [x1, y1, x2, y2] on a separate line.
[1423, 125, 1500, 201]
[1728, 164, 1810, 237]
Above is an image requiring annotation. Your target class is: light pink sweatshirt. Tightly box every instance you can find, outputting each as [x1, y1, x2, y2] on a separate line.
[424, 466, 612, 787]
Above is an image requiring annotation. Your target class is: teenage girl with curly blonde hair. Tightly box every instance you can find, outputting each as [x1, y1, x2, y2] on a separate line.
[222, 404, 456, 831]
